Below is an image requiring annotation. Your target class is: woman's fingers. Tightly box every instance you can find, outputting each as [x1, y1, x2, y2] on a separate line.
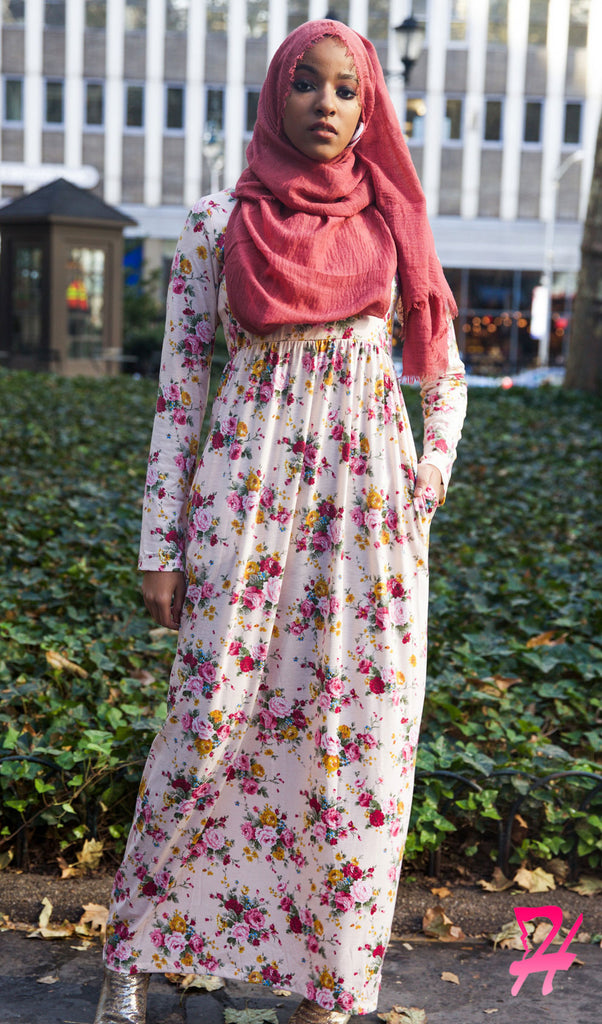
[141, 571, 185, 629]
[413, 464, 443, 513]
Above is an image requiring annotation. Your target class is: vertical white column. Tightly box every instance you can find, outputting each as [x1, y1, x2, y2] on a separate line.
[104, 0, 125, 204]
[539, 0, 570, 222]
[24, 0, 44, 184]
[500, 0, 528, 220]
[65, 0, 85, 173]
[422, 0, 449, 215]
[224, 0, 246, 187]
[144, 0, 165, 207]
[184, 0, 206, 206]
[580, 0, 602, 221]
[308, 0, 323, 20]
[460, 0, 488, 218]
[348, 0, 369, 37]
[268, 0, 287, 62]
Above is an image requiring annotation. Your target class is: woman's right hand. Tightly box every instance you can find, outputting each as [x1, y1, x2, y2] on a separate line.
[141, 571, 186, 629]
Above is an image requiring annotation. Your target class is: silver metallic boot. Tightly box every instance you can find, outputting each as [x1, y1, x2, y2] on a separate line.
[288, 998, 351, 1024]
[93, 967, 150, 1024]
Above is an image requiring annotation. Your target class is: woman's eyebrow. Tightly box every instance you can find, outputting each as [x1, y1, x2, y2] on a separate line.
[294, 62, 359, 83]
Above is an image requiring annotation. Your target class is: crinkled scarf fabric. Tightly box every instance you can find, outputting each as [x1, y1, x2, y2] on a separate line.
[224, 19, 457, 378]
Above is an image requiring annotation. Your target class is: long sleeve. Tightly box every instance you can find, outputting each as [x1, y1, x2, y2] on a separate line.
[138, 198, 225, 571]
[417, 320, 467, 503]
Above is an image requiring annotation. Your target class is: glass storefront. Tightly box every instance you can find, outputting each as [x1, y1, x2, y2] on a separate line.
[444, 267, 576, 376]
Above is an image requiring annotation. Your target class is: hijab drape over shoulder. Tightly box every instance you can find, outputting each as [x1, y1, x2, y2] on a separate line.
[224, 19, 457, 378]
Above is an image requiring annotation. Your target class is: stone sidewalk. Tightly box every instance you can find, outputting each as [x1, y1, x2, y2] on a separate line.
[0, 928, 599, 1024]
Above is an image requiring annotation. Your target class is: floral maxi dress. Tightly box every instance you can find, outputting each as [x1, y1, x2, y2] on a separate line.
[105, 190, 467, 1015]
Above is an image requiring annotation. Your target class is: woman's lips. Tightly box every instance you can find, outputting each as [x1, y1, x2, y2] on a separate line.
[310, 121, 337, 135]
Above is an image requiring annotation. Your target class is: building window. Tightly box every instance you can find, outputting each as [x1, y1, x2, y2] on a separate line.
[2, 0, 25, 22]
[45, 0, 66, 27]
[444, 98, 463, 142]
[206, 86, 225, 132]
[166, 0, 188, 32]
[449, 0, 467, 42]
[85, 82, 104, 127]
[528, 0, 548, 45]
[4, 77, 23, 123]
[245, 89, 260, 134]
[487, 0, 507, 44]
[564, 102, 582, 145]
[523, 100, 543, 144]
[368, 0, 390, 40]
[405, 96, 426, 142]
[125, 84, 144, 128]
[125, 0, 146, 31]
[85, 1, 107, 29]
[207, 0, 227, 33]
[484, 99, 503, 143]
[166, 85, 185, 131]
[287, 0, 309, 33]
[45, 80, 64, 125]
[568, 0, 589, 47]
[247, 0, 268, 38]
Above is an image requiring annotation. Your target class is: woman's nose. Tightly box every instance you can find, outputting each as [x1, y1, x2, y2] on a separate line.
[313, 87, 336, 116]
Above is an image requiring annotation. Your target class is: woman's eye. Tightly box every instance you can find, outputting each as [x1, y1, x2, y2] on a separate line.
[293, 79, 314, 92]
[338, 87, 358, 100]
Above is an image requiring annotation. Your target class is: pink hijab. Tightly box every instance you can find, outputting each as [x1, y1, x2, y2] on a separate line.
[224, 19, 457, 377]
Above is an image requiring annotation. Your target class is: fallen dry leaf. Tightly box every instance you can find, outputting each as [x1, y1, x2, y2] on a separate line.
[149, 626, 178, 640]
[223, 1010, 279, 1024]
[77, 839, 104, 871]
[568, 875, 602, 897]
[58, 839, 104, 879]
[483, 1010, 499, 1015]
[37, 974, 59, 985]
[441, 971, 459, 985]
[513, 866, 556, 893]
[477, 867, 514, 892]
[272, 989, 292, 997]
[422, 905, 465, 942]
[0, 849, 14, 871]
[547, 858, 570, 884]
[378, 1008, 427, 1024]
[130, 669, 156, 686]
[77, 903, 109, 938]
[45, 650, 89, 678]
[490, 918, 533, 951]
[479, 674, 522, 696]
[525, 631, 568, 648]
[430, 886, 451, 898]
[28, 897, 75, 940]
[531, 921, 562, 946]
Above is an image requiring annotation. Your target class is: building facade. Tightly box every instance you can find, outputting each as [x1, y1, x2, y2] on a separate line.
[1, 0, 601, 373]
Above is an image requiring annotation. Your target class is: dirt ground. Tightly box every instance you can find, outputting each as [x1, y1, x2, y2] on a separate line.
[1, 866, 600, 940]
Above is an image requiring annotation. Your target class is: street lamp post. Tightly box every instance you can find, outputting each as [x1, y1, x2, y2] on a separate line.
[202, 129, 225, 196]
[538, 149, 585, 367]
[394, 13, 426, 85]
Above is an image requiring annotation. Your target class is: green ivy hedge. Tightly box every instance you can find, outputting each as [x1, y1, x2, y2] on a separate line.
[0, 368, 600, 871]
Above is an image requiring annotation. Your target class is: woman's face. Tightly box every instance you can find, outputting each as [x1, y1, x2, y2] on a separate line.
[282, 37, 362, 162]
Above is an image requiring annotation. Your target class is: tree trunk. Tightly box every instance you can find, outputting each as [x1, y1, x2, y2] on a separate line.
[564, 114, 602, 392]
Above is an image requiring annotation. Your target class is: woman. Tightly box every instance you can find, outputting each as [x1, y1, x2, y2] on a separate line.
[95, 19, 467, 1024]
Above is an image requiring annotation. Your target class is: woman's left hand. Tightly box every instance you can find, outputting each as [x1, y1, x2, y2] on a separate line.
[413, 464, 443, 515]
